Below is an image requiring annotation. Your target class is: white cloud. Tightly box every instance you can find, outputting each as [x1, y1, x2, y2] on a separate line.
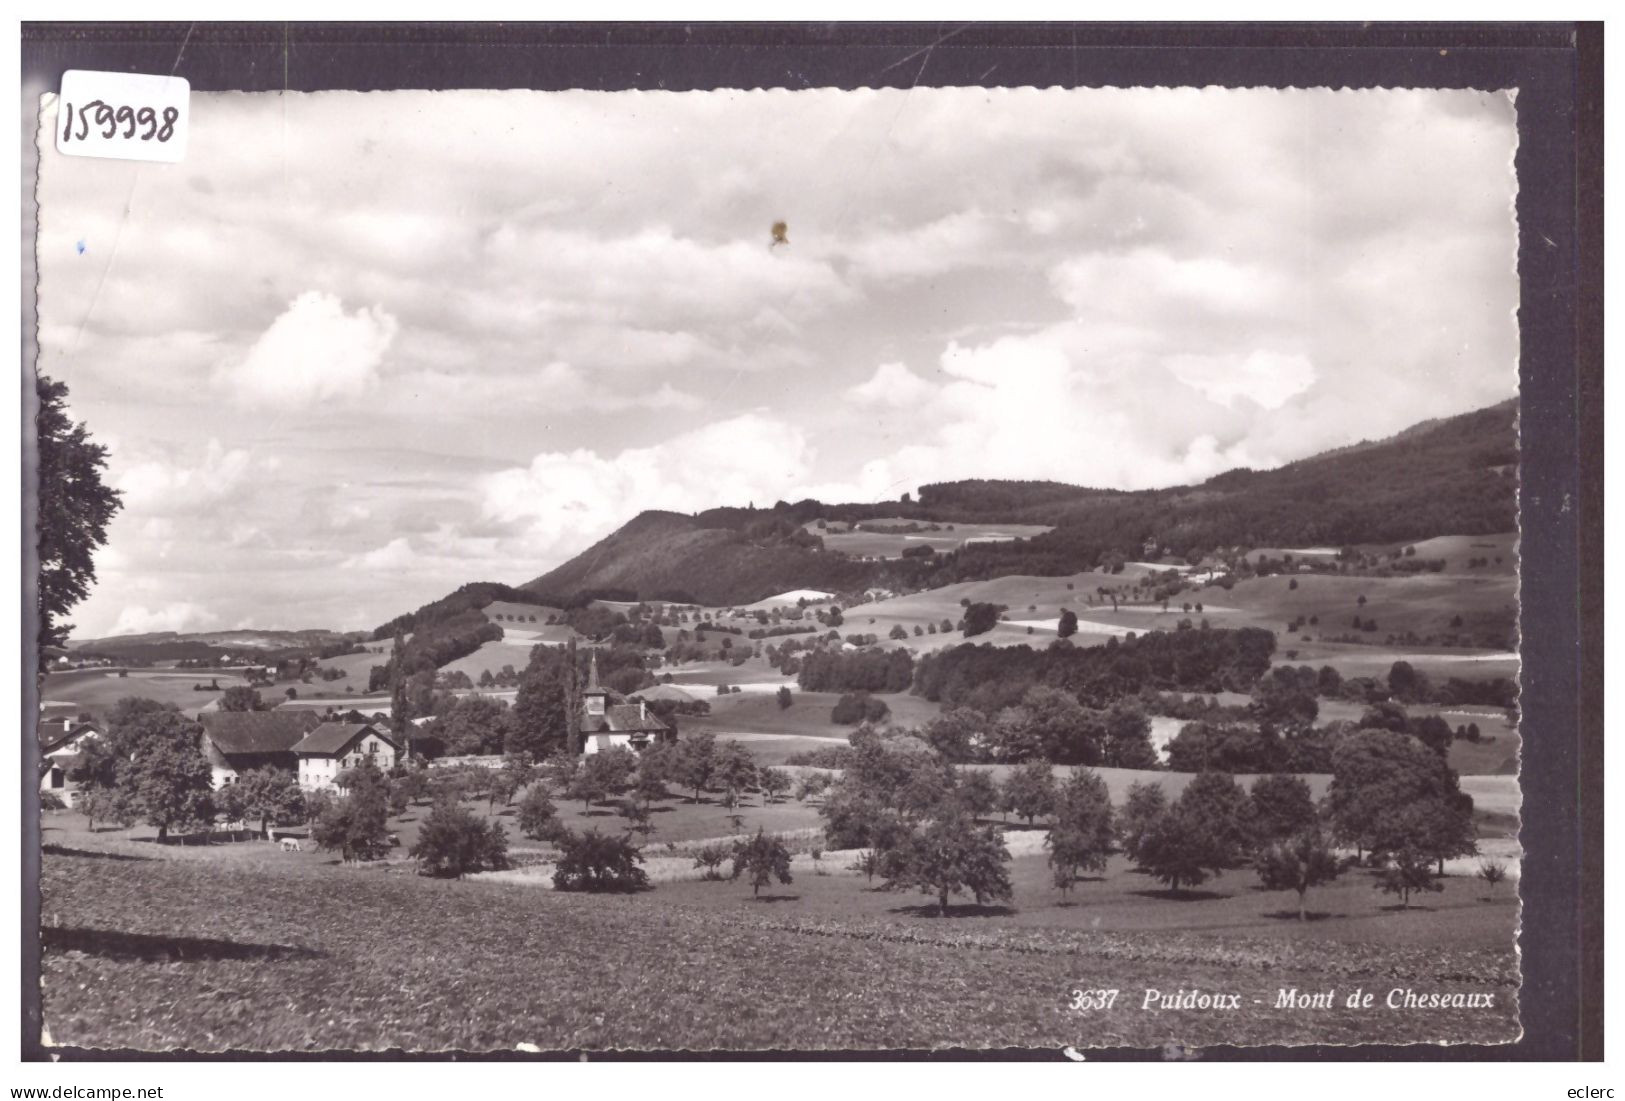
[1165, 351, 1318, 410]
[1049, 249, 1294, 325]
[528, 362, 703, 413]
[479, 413, 814, 563]
[342, 537, 418, 571]
[215, 291, 398, 405]
[110, 602, 213, 636]
[116, 439, 254, 514]
[849, 362, 936, 408]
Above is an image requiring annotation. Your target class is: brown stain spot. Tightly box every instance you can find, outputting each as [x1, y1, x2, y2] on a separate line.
[770, 221, 789, 249]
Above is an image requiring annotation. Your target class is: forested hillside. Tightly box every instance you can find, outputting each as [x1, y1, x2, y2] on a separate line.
[514, 400, 1517, 607]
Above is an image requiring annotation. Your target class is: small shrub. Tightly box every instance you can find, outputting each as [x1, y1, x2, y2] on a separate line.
[693, 842, 731, 880]
[409, 801, 509, 879]
[516, 785, 559, 841]
[552, 829, 649, 892]
[731, 829, 794, 897]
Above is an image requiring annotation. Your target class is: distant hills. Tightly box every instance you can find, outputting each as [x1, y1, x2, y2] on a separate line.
[520, 399, 1517, 608]
[70, 400, 1517, 652]
[67, 628, 359, 664]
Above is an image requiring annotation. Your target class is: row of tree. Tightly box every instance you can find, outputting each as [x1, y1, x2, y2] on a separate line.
[912, 626, 1278, 712]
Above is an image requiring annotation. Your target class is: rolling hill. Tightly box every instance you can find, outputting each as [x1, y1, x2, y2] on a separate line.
[521, 400, 1518, 607]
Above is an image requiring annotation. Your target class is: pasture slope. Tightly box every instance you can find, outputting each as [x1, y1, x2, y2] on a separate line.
[40, 668, 253, 722]
[810, 518, 1054, 560]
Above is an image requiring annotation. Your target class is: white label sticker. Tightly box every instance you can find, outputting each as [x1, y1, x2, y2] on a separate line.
[55, 70, 190, 163]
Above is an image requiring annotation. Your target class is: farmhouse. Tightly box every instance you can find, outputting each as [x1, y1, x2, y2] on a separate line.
[198, 710, 322, 788]
[38, 718, 101, 802]
[293, 721, 402, 790]
[579, 653, 674, 755]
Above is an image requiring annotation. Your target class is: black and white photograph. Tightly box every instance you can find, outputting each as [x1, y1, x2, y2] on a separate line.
[20, 23, 1599, 1064]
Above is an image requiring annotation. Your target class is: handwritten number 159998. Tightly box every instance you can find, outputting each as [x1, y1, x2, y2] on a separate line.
[62, 100, 179, 144]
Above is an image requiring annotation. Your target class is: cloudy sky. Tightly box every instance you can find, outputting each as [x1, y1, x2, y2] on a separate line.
[35, 87, 1518, 638]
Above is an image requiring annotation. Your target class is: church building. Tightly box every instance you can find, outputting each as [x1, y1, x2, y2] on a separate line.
[578, 651, 674, 755]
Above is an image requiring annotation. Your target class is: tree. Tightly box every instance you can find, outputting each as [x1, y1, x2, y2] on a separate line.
[989, 705, 1042, 762]
[888, 624, 909, 641]
[218, 686, 266, 713]
[693, 842, 731, 880]
[1477, 859, 1509, 895]
[107, 703, 215, 841]
[951, 769, 999, 820]
[1134, 804, 1218, 893]
[1101, 701, 1160, 768]
[1411, 714, 1454, 757]
[1047, 768, 1115, 897]
[1255, 830, 1342, 919]
[1117, 781, 1168, 863]
[1175, 771, 1254, 866]
[884, 812, 1013, 915]
[1250, 667, 1318, 728]
[1388, 659, 1425, 703]
[231, 766, 306, 839]
[670, 731, 718, 803]
[1000, 760, 1057, 826]
[510, 653, 571, 759]
[34, 375, 122, 667]
[1326, 729, 1474, 865]
[794, 771, 831, 803]
[486, 768, 522, 811]
[436, 694, 512, 757]
[776, 686, 793, 710]
[921, 707, 985, 762]
[962, 602, 1001, 638]
[517, 785, 559, 840]
[831, 691, 889, 725]
[551, 829, 649, 892]
[730, 828, 794, 897]
[311, 785, 392, 862]
[1374, 848, 1443, 909]
[632, 761, 670, 811]
[410, 801, 509, 878]
[711, 741, 758, 806]
[583, 746, 638, 802]
[1247, 774, 1319, 845]
[759, 767, 792, 804]
[1020, 686, 1095, 764]
[1057, 608, 1078, 639]
[75, 783, 135, 833]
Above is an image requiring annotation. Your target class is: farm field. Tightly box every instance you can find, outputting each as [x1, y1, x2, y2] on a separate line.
[39, 817, 1519, 1052]
[40, 668, 253, 722]
[1248, 534, 1517, 578]
[809, 518, 1053, 560]
[681, 689, 943, 739]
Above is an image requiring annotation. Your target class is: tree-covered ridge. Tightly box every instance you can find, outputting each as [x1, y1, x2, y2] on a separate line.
[514, 400, 1516, 607]
[371, 581, 553, 640]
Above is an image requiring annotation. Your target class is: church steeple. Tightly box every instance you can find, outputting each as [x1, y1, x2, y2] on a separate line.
[582, 648, 609, 719]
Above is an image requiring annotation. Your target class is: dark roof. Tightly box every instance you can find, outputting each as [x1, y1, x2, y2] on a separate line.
[584, 704, 670, 735]
[199, 711, 321, 756]
[292, 722, 401, 757]
[39, 721, 99, 754]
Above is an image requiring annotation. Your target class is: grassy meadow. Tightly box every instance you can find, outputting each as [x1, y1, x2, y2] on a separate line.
[40, 802, 1520, 1052]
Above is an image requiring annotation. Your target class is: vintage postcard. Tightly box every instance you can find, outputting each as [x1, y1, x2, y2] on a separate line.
[31, 84, 1524, 1053]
